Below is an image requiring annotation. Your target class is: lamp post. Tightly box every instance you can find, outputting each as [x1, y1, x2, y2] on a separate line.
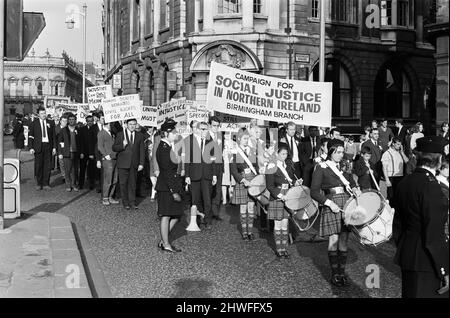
[66, 3, 87, 103]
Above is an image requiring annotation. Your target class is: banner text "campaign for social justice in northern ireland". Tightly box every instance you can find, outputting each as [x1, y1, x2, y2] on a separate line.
[206, 62, 332, 127]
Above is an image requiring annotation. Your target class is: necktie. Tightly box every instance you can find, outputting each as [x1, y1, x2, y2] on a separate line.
[290, 136, 294, 154]
[42, 120, 47, 138]
[201, 138, 205, 153]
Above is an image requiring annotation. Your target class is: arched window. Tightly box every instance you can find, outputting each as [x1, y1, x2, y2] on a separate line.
[374, 64, 412, 118]
[37, 82, 43, 96]
[23, 78, 31, 96]
[9, 77, 18, 97]
[311, 59, 353, 117]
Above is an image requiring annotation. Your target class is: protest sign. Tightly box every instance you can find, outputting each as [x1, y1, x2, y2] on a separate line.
[187, 109, 210, 125]
[206, 62, 332, 127]
[156, 99, 192, 127]
[54, 102, 78, 118]
[139, 106, 158, 127]
[44, 96, 71, 116]
[87, 85, 113, 111]
[76, 104, 90, 124]
[102, 94, 142, 124]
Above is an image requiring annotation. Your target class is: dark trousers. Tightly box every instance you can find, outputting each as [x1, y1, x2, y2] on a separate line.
[402, 270, 447, 298]
[292, 161, 302, 180]
[191, 179, 213, 224]
[63, 153, 80, 188]
[211, 173, 223, 217]
[300, 160, 314, 187]
[387, 176, 403, 209]
[79, 156, 96, 189]
[34, 143, 52, 187]
[118, 168, 137, 206]
[102, 160, 118, 199]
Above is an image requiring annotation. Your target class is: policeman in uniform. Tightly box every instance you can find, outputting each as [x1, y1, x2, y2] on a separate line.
[394, 136, 449, 298]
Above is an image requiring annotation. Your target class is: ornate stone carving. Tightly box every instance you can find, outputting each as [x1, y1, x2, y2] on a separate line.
[207, 44, 246, 69]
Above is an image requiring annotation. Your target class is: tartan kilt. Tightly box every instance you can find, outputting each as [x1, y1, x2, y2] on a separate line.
[267, 199, 290, 220]
[231, 172, 255, 205]
[319, 192, 351, 237]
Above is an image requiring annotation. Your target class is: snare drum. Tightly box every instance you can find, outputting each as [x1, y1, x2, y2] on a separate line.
[285, 186, 319, 223]
[248, 175, 270, 206]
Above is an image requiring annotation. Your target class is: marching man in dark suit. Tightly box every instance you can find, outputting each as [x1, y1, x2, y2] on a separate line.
[361, 128, 383, 184]
[209, 116, 224, 221]
[394, 136, 449, 298]
[112, 119, 145, 210]
[79, 115, 99, 190]
[28, 107, 57, 190]
[279, 122, 302, 179]
[299, 126, 321, 187]
[184, 121, 218, 230]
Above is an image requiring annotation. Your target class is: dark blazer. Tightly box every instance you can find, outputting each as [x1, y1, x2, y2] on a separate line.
[394, 168, 449, 279]
[352, 157, 377, 190]
[28, 118, 56, 153]
[155, 140, 182, 193]
[184, 134, 217, 181]
[396, 126, 408, 145]
[230, 146, 259, 183]
[210, 131, 225, 173]
[299, 136, 320, 166]
[361, 139, 383, 172]
[112, 130, 145, 169]
[279, 135, 301, 163]
[266, 165, 296, 200]
[79, 125, 99, 156]
[97, 129, 116, 160]
[57, 127, 81, 158]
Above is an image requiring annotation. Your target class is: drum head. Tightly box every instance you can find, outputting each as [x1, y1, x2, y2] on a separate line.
[248, 175, 266, 197]
[285, 186, 311, 210]
[344, 190, 382, 226]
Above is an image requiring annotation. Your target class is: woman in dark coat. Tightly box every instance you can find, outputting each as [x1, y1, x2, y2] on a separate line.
[12, 114, 25, 149]
[155, 121, 183, 253]
[266, 145, 302, 258]
[311, 139, 361, 287]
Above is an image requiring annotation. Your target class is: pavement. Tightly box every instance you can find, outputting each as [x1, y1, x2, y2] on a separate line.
[1, 136, 402, 298]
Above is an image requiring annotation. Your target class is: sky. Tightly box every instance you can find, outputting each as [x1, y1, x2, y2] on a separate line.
[23, 0, 104, 65]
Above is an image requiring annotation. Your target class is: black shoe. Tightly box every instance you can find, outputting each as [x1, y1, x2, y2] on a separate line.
[242, 233, 249, 241]
[275, 251, 284, 258]
[161, 245, 177, 253]
[213, 215, 223, 221]
[157, 241, 164, 250]
[309, 234, 327, 243]
[247, 233, 255, 241]
[132, 205, 139, 210]
[330, 274, 344, 287]
[171, 245, 182, 253]
[339, 274, 350, 286]
[282, 251, 290, 258]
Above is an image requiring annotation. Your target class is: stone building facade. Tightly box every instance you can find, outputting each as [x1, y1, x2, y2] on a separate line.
[3, 51, 94, 123]
[103, 0, 440, 131]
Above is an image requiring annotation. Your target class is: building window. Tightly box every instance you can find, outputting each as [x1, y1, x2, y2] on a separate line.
[329, 0, 358, 24]
[10, 108, 16, 115]
[374, 65, 412, 118]
[55, 84, 59, 96]
[37, 82, 43, 96]
[381, 0, 413, 27]
[133, 0, 140, 40]
[311, 59, 353, 117]
[161, 0, 170, 28]
[145, 0, 154, 35]
[9, 78, 18, 97]
[217, 0, 241, 14]
[23, 79, 31, 96]
[253, 0, 262, 14]
[311, 0, 319, 18]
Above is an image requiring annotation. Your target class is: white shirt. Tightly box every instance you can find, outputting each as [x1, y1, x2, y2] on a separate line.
[127, 130, 135, 144]
[410, 132, 424, 150]
[196, 135, 205, 152]
[41, 119, 49, 143]
[97, 122, 103, 131]
[310, 137, 317, 159]
[381, 148, 404, 177]
[288, 135, 299, 162]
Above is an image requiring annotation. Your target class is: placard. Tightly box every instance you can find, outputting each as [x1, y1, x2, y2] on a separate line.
[102, 94, 142, 124]
[139, 106, 158, 127]
[87, 85, 113, 111]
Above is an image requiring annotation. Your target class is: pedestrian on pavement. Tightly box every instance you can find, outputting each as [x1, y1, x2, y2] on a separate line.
[28, 107, 57, 190]
[98, 121, 119, 206]
[381, 137, 409, 208]
[394, 136, 449, 298]
[378, 119, 394, 152]
[112, 118, 145, 210]
[230, 128, 259, 241]
[310, 139, 361, 287]
[266, 146, 303, 258]
[58, 113, 81, 192]
[55, 115, 68, 183]
[395, 119, 407, 148]
[12, 114, 25, 150]
[155, 120, 183, 253]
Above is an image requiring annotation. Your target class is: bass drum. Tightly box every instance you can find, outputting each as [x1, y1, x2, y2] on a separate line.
[284, 186, 319, 231]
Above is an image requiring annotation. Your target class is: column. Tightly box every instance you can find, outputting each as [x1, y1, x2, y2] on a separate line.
[194, 0, 201, 33]
[203, 0, 215, 33]
[392, 0, 398, 26]
[267, 0, 280, 31]
[242, 0, 254, 31]
[139, 0, 146, 48]
[153, 0, 161, 45]
[129, 0, 134, 52]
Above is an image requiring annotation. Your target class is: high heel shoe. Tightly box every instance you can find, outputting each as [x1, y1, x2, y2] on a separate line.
[275, 251, 284, 258]
[282, 251, 290, 258]
[157, 241, 164, 250]
[161, 245, 177, 253]
[247, 233, 255, 241]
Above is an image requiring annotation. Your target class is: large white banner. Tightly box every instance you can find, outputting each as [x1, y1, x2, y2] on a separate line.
[87, 85, 113, 111]
[139, 106, 158, 127]
[102, 94, 142, 124]
[207, 62, 332, 127]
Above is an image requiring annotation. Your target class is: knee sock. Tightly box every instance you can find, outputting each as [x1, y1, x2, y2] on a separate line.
[240, 213, 248, 235]
[338, 250, 348, 276]
[274, 230, 282, 253]
[281, 229, 289, 251]
[247, 212, 255, 234]
[328, 251, 340, 276]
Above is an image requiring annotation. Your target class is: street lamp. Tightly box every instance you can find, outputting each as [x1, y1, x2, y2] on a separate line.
[66, 3, 87, 103]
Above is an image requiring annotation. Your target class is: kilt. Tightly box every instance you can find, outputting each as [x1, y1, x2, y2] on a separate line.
[267, 199, 290, 220]
[319, 192, 351, 237]
[231, 171, 255, 205]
